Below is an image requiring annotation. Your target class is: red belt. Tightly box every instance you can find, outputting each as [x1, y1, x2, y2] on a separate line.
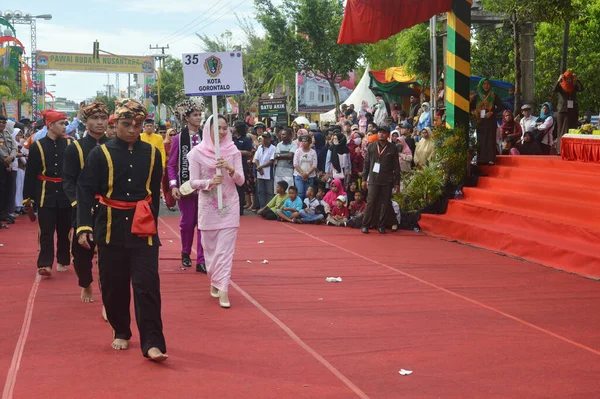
[37, 174, 62, 183]
[96, 195, 156, 238]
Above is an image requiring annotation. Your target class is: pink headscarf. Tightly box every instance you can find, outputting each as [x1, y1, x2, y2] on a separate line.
[187, 115, 241, 180]
[397, 136, 412, 156]
[323, 178, 347, 208]
[195, 115, 239, 159]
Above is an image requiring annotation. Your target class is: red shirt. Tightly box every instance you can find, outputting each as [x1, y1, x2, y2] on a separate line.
[349, 200, 366, 215]
[331, 205, 349, 218]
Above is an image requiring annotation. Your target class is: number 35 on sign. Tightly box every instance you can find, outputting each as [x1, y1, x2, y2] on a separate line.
[182, 52, 245, 97]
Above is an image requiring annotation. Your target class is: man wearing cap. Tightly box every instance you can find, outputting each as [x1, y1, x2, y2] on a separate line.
[24, 110, 74, 276]
[168, 98, 206, 272]
[63, 102, 110, 302]
[361, 126, 401, 234]
[76, 99, 167, 361]
[519, 104, 537, 143]
[141, 119, 166, 169]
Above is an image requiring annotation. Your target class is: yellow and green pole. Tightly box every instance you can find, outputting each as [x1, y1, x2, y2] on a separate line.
[445, 0, 471, 131]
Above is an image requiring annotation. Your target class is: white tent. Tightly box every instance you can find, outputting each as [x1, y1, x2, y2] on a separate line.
[319, 67, 377, 123]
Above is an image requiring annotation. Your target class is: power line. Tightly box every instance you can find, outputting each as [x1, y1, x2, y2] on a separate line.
[169, 0, 251, 46]
[167, 0, 249, 46]
[158, 2, 222, 43]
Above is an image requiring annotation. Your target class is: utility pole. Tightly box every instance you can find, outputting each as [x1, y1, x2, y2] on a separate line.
[149, 44, 170, 120]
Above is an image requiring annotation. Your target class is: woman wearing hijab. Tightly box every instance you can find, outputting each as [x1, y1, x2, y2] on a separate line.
[519, 131, 542, 155]
[11, 128, 27, 214]
[348, 132, 364, 184]
[323, 178, 347, 209]
[498, 109, 523, 152]
[397, 136, 413, 172]
[470, 78, 504, 165]
[416, 102, 432, 132]
[187, 115, 245, 308]
[534, 102, 555, 155]
[313, 130, 328, 173]
[414, 127, 435, 167]
[325, 133, 350, 185]
[554, 71, 584, 154]
[359, 100, 371, 133]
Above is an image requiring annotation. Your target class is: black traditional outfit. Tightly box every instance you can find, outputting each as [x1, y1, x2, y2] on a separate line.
[76, 99, 166, 357]
[362, 131, 401, 230]
[23, 110, 73, 271]
[63, 102, 110, 288]
[470, 78, 504, 164]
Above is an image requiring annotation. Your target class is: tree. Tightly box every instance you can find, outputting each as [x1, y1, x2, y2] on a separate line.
[152, 56, 185, 113]
[534, 0, 600, 113]
[94, 95, 118, 114]
[255, 0, 363, 119]
[470, 24, 514, 83]
[362, 22, 442, 89]
[482, 0, 576, 112]
[0, 65, 29, 102]
[196, 23, 266, 118]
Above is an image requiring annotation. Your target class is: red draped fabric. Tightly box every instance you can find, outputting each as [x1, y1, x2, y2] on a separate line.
[561, 137, 600, 164]
[338, 0, 453, 45]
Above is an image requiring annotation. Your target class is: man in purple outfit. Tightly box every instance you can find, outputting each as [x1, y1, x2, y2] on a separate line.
[168, 98, 206, 273]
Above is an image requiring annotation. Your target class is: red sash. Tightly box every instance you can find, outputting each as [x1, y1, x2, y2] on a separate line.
[37, 174, 62, 183]
[96, 195, 156, 238]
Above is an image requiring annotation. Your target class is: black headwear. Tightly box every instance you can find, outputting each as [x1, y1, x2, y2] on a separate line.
[330, 133, 349, 173]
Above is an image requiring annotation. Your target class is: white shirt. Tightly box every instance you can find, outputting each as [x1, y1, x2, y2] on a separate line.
[520, 115, 538, 140]
[274, 141, 297, 177]
[325, 151, 350, 180]
[254, 144, 276, 180]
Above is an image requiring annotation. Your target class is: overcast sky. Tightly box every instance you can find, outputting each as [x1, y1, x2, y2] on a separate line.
[6, 0, 265, 101]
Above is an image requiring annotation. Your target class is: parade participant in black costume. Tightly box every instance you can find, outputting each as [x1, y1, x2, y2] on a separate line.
[76, 99, 167, 361]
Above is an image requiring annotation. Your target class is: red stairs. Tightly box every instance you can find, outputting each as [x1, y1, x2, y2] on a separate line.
[419, 156, 600, 279]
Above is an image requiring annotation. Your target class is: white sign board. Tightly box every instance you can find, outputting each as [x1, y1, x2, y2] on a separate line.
[182, 52, 245, 97]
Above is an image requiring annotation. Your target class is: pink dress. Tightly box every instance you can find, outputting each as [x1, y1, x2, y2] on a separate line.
[187, 117, 245, 292]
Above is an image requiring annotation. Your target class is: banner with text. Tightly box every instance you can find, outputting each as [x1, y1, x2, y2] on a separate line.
[182, 52, 244, 97]
[258, 98, 287, 117]
[36, 51, 155, 73]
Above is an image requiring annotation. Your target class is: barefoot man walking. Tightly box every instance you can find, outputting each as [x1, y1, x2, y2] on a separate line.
[23, 110, 74, 277]
[63, 102, 110, 303]
[76, 99, 167, 361]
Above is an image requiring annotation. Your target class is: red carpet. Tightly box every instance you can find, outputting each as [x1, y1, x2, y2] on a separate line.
[2, 215, 600, 398]
[420, 155, 600, 279]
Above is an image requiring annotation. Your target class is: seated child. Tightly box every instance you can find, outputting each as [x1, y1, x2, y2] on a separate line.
[277, 186, 303, 222]
[348, 190, 366, 228]
[316, 187, 331, 215]
[347, 180, 357, 203]
[326, 195, 349, 227]
[299, 186, 326, 224]
[258, 180, 289, 221]
[503, 136, 520, 155]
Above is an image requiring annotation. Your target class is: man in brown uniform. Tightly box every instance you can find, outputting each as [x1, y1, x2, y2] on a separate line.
[361, 126, 401, 234]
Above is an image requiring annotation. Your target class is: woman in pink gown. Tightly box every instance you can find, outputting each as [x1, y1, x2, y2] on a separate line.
[187, 115, 245, 308]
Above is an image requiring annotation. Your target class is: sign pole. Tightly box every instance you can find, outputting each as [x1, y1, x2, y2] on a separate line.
[212, 95, 223, 210]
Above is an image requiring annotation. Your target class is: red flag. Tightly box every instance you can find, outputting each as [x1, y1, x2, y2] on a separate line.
[338, 0, 453, 45]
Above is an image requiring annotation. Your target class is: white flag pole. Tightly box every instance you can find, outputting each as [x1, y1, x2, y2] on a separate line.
[212, 95, 223, 210]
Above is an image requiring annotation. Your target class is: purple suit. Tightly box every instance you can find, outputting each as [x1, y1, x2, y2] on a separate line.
[167, 132, 205, 263]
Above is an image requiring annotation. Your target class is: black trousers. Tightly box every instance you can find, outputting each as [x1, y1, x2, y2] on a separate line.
[362, 184, 392, 228]
[236, 183, 246, 215]
[71, 209, 96, 288]
[0, 166, 14, 215]
[98, 245, 166, 357]
[37, 206, 72, 268]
